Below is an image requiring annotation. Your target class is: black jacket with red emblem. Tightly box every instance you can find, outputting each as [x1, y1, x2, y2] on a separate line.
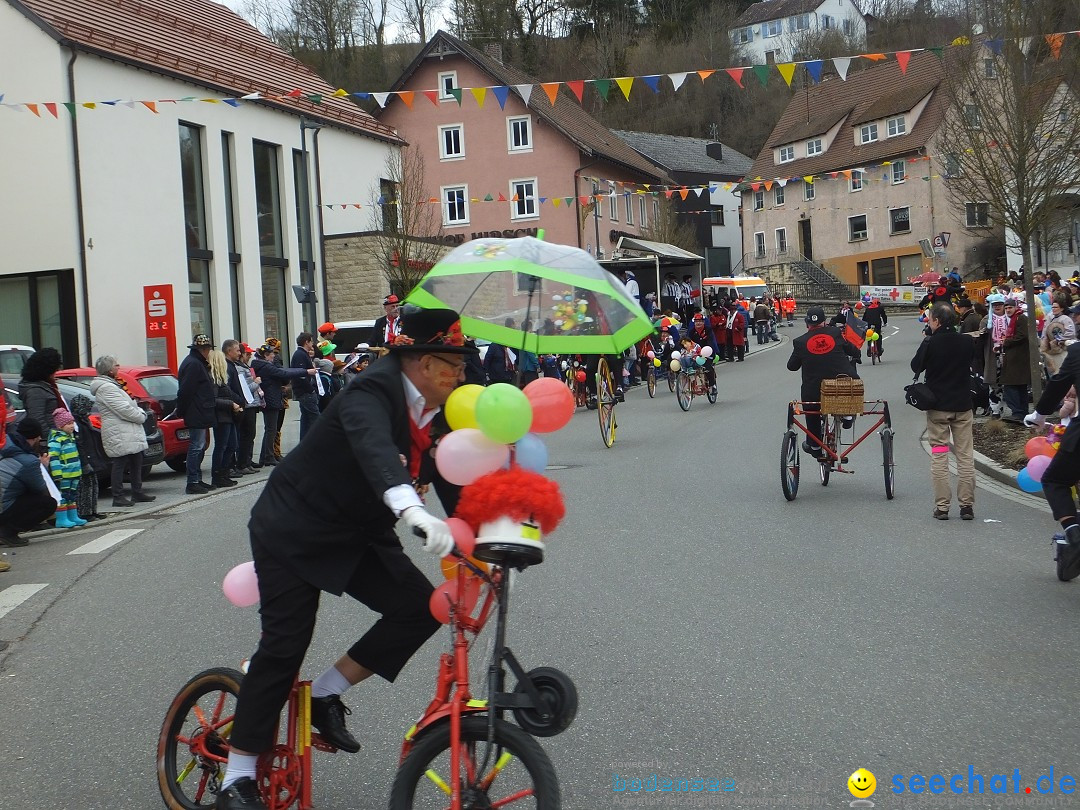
[786, 324, 861, 399]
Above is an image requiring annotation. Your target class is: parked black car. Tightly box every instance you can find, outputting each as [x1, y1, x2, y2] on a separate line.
[2, 374, 164, 484]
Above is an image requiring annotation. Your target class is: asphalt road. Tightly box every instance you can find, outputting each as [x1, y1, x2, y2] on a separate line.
[1, 317, 1077, 810]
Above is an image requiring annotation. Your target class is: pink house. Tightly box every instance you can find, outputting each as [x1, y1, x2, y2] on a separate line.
[379, 31, 669, 260]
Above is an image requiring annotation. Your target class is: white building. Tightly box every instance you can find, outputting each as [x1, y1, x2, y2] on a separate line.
[0, 0, 402, 369]
[730, 0, 867, 65]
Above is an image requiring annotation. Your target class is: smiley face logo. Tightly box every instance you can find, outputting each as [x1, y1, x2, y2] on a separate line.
[848, 768, 876, 798]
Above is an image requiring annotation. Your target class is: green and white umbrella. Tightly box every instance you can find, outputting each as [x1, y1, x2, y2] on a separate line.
[406, 236, 653, 354]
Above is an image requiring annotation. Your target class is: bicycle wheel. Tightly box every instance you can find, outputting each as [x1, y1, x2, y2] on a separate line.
[157, 667, 244, 810]
[676, 373, 693, 411]
[647, 367, 656, 398]
[706, 376, 718, 404]
[389, 716, 560, 810]
[597, 358, 616, 447]
[667, 367, 676, 393]
[881, 428, 896, 500]
[781, 430, 800, 501]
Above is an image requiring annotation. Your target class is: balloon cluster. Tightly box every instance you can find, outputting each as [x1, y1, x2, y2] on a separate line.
[429, 377, 574, 623]
[550, 291, 594, 332]
[1017, 431, 1060, 493]
[866, 328, 878, 341]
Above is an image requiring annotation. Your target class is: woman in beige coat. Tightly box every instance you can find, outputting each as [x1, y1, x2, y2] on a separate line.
[89, 355, 155, 508]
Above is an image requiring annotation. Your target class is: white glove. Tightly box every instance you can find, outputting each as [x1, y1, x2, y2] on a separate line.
[401, 507, 454, 557]
[1024, 412, 1046, 429]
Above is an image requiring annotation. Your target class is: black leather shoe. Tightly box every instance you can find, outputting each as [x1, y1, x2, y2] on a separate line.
[112, 496, 133, 507]
[130, 491, 156, 503]
[215, 777, 267, 809]
[1057, 525, 1080, 582]
[310, 695, 361, 753]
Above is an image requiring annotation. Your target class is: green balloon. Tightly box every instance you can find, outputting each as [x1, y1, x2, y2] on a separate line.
[475, 383, 533, 444]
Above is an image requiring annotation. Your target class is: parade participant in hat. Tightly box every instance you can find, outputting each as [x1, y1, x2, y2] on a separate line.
[371, 294, 402, 348]
[251, 343, 316, 467]
[787, 306, 861, 457]
[214, 306, 476, 810]
[685, 314, 718, 397]
[177, 334, 217, 494]
[316, 324, 338, 360]
[862, 298, 888, 358]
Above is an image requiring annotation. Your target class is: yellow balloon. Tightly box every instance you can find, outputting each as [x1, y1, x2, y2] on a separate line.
[653, 358, 662, 367]
[444, 384, 484, 430]
[561, 321, 574, 331]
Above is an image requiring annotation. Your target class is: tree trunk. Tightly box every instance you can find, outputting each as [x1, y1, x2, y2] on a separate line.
[1023, 239, 1043, 407]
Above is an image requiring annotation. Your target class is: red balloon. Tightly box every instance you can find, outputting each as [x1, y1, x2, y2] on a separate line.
[1025, 436, 1053, 460]
[524, 376, 575, 433]
[445, 517, 476, 556]
[575, 370, 586, 383]
[428, 576, 482, 624]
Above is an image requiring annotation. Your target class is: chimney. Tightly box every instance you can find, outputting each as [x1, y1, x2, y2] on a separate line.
[706, 142, 724, 161]
[483, 43, 503, 64]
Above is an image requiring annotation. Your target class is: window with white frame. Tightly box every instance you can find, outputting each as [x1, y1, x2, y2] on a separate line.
[753, 190, 764, 210]
[966, 201, 990, 227]
[850, 170, 863, 192]
[776, 227, 788, 253]
[793, 13, 809, 30]
[511, 179, 537, 220]
[821, 14, 834, 29]
[608, 188, 618, 221]
[639, 195, 648, 227]
[891, 160, 906, 184]
[779, 145, 795, 163]
[860, 123, 878, 144]
[652, 198, 660, 224]
[438, 71, 458, 100]
[763, 19, 781, 37]
[774, 185, 785, 206]
[625, 193, 634, 225]
[755, 231, 766, 257]
[442, 185, 468, 225]
[964, 105, 981, 129]
[843, 17, 854, 35]
[804, 180, 815, 200]
[507, 116, 532, 152]
[439, 124, 464, 160]
[889, 206, 910, 234]
[736, 27, 752, 43]
[849, 214, 868, 241]
[806, 138, 822, 156]
[887, 116, 906, 137]
[710, 206, 724, 226]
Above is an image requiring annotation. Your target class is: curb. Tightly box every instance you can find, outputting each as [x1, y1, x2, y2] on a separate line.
[19, 469, 271, 541]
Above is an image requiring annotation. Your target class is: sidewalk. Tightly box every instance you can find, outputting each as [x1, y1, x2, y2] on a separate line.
[13, 410, 302, 541]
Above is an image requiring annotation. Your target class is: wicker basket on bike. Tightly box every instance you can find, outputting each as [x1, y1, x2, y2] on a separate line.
[819, 375, 864, 416]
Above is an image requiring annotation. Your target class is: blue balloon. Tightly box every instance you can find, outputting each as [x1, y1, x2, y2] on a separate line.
[695, 356, 706, 366]
[514, 432, 549, 473]
[1017, 468, 1043, 493]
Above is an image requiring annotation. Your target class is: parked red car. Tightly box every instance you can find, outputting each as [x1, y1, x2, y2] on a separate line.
[56, 365, 189, 471]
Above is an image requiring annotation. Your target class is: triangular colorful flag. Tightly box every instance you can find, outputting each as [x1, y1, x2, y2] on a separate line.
[492, 86, 510, 109]
[725, 68, 745, 88]
[805, 60, 823, 83]
[285, 89, 302, 98]
[895, 50, 912, 73]
[777, 63, 796, 86]
[669, 72, 688, 91]
[241, 92, 261, 100]
[396, 91, 415, 108]
[615, 77, 634, 100]
[513, 84, 533, 105]
[63, 102, 76, 117]
[82, 102, 96, 109]
[593, 79, 611, 101]
[223, 98, 240, 107]
[642, 75, 661, 94]
[552, 198, 562, 208]
[833, 57, 851, 80]
[803, 175, 814, 184]
[484, 194, 494, 201]
[929, 47, 944, 60]
[984, 38, 1004, 55]
[763, 180, 773, 191]
[541, 82, 560, 105]
[697, 69, 716, 82]
[372, 92, 390, 108]
[566, 80, 584, 102]
[1047, 33, 1065, 59]
[862, 53, 886, 61]
[333, 88, 348, 97]
[423, 90, 439, 105]
[470, 87, 487, 107]
[44, 102, 57, 118]
[141, 101, 158, 113]
[305, 94, 322, 104]
[449, 88, 462, 105]
[752, 65, 770, 87]
[25, 103, 40, 116]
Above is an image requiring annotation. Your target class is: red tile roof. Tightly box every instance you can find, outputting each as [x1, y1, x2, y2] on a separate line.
[9, 0, 401, 142]
[747, 49, 948, 180]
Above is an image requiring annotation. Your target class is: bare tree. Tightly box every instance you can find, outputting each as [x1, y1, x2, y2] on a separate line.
[937, 0, 1080, 401]
[393, 0, 441, 43]
[370, 145, 446, 296]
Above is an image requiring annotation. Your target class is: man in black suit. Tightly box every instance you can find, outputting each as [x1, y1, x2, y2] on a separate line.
[214, 306, 476, 810]
[370, 293, 402, 348]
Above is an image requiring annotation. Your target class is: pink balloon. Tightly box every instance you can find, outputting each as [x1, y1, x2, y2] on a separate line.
[435, 428, 510, 485]
[445, 517, 477, 556]
[1027, 454, 1053, 482]
[646, 350, 656, 359]
[523, 376, 575, 433]
[223, 561, 260, 607]
[429, 576, 482, 624]
[700, 346, 714, 358]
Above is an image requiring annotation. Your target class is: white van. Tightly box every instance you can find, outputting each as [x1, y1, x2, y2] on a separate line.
[331, 320, 377, 352]
[702, 276, 770, 302]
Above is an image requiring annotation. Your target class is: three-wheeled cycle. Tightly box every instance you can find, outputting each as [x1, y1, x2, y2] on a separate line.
[780, 376, 895, 501]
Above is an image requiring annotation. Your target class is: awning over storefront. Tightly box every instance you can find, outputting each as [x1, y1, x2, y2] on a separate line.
[615, 237, 703, 261]
[600, 238, 704, 314]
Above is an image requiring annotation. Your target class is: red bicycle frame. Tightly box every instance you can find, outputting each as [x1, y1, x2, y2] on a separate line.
[788, 399, 890, 467]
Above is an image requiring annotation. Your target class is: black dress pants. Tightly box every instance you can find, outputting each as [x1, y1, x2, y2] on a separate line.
[0, 491, 56, 530]
[1042, 448, 1080, 520]
[229, 532, 440, 753]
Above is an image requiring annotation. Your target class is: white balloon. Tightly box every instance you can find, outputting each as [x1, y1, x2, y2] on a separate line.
[669, 360, 682, 372]
[671, 350, 682, 360]
[700, 346, 714, 358]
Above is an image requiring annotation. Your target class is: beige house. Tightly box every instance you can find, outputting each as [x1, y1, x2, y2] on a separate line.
[740, 50, 1002, 289]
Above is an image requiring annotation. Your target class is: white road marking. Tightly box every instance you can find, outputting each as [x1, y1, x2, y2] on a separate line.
[0, 584, 48, 620]
[67, 528, 143, 555]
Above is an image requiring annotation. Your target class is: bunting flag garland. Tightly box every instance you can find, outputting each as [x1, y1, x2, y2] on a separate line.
[7, 29, 1080, 119]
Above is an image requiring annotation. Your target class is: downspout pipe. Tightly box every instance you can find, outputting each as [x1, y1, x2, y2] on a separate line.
[574, 159, 602, 253]
[312, 128, 329, 322]
[64, 43, 93, 366]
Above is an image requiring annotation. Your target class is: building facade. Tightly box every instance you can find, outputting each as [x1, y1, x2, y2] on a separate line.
[1, 0, 401, 369]
[731, 0, 867, 65]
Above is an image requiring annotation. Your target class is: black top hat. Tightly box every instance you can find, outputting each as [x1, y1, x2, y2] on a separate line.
[389, 306, 479, 355]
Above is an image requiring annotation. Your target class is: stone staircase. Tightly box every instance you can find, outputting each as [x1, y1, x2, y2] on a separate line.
[790, 259, 854, 300]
